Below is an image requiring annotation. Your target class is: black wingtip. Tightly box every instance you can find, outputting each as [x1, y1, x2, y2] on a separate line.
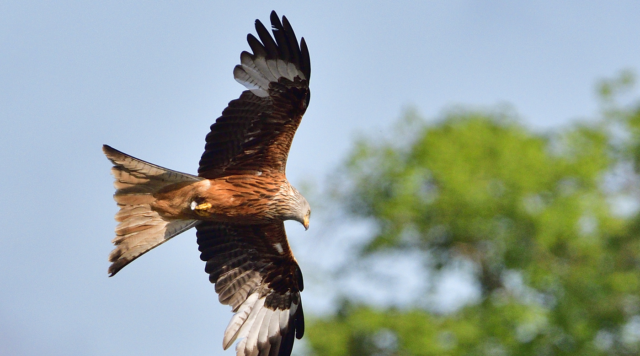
[255, 17, 279, 59]
[249, 11, 310, 81]
[270, 10, 279, 25]
[295, 302, 305, 339]
[300, 38, 311, 80]
[247, 34, 267, 58]
[296, 267, 304, 292]
[278, 326, 295, 356]
[269, 12, 290, 62]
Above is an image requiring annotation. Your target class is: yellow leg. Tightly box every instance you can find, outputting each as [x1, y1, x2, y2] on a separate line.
[193, 202, 212, 216]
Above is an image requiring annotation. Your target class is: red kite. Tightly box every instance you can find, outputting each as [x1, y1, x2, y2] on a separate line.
[103, 11, 310, 356]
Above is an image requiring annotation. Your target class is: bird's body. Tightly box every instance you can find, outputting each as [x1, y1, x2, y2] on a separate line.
[149, 174, 296, 223]
[103, 11, 311, 356]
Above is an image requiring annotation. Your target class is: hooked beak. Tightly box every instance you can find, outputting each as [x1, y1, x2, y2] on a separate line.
[303, 215, 309, 230]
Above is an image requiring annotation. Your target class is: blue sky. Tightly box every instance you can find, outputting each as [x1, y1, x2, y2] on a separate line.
[1, 1, 639, 355]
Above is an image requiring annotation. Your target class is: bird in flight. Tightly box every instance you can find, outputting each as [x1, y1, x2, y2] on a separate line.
[103, 11, 310, 356]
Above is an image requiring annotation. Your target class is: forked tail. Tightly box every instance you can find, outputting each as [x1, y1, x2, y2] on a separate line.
[103, 145, 203, 276]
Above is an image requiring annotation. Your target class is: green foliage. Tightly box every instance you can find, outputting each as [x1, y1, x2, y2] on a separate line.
[306, 72, 640, 355]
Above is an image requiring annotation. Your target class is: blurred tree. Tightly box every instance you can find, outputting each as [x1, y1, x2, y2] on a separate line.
[305, 72, 640, 356]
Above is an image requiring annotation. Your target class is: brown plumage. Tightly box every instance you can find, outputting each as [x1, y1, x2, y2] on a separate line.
[103, 11, 310, 356]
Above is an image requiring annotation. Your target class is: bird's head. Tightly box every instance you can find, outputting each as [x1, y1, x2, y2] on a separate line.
[303, 207, 311, 230]
[292, 188, 311, 230]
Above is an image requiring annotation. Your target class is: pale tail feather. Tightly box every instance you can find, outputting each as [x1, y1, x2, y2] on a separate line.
[103, 145, 203, 276]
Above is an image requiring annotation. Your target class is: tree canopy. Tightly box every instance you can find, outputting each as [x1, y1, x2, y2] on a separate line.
[305, 72, 640, 356]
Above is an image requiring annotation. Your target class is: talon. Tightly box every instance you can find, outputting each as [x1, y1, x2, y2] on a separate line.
[192, 202, 212, 216]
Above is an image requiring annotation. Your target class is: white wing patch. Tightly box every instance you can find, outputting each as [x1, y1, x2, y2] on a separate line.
[234, 54, 305, 98]
[223, 291, 299, 356]
[273, 243, 284, 254]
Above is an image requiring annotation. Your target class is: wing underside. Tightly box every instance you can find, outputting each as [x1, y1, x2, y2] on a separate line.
[198, 11, 311, 179]
[196, 222, 304, 356]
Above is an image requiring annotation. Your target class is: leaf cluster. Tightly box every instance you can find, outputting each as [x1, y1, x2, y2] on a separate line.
[306, 72, 640, 356]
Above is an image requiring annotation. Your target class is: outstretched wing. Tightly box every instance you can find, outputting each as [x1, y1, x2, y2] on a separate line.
[198, 11, 311, 179]
[196, 222, 304, 356]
